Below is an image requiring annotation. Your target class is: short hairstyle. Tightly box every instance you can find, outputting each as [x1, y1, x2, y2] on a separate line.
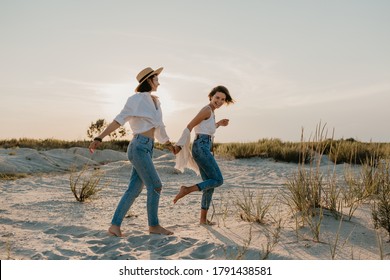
[208, 85, 234, 104]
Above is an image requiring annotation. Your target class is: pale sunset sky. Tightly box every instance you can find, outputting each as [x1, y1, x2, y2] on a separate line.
[1, 0, 389, 143]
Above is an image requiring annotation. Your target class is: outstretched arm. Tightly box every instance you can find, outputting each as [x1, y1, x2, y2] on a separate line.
[216, 118, 229, 128]
[89, 120, 121, 152]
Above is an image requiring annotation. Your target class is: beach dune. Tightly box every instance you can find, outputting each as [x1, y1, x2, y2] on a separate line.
[0, 147, 389, 260]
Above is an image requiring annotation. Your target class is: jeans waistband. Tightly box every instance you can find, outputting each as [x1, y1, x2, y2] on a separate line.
[134, 134, 154, 143]
[195, 134, 212, 141]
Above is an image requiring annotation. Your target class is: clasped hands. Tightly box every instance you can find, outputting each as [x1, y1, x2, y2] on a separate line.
[164, 142, 181, 155]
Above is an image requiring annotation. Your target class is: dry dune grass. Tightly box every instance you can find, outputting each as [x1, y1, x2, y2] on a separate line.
[1, 124, 390, 260]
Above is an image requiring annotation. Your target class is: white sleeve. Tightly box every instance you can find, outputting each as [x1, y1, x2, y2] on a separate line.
[155, 125, 170, 143]
[114, 97, 134, 126]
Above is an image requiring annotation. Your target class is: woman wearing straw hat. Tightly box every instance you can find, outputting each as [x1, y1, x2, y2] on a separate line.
[173, 85, 234, 225]
[89, 67, 174, 236]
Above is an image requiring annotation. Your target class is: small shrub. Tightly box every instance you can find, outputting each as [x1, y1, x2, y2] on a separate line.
[70, 165, 105, 202]
[343, 157, 384, 220]
[371, 161, 390, 241]
[0, 173, 28, 180]
[286, 169, 323, 211]
[236, 188, 273, 224]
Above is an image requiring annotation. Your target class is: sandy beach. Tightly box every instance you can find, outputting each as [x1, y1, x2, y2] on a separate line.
[1, 147, 389, 260]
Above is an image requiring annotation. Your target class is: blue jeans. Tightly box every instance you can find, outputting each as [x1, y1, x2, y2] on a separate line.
[111, 134, 162, 227]
[192, 134, 223, 210]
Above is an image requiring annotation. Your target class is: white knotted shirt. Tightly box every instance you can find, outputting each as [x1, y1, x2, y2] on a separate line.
[114, 92, 170, 143]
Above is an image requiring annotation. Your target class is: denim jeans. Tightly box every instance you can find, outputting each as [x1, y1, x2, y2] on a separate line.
[111, 134, 162, 227]
[192, 134, 223, 210]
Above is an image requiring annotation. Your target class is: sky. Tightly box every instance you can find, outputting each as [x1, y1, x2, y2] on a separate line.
[1, 0, 389, 143]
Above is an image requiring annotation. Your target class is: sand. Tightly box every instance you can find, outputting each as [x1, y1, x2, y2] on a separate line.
[1, 147, 389, 260]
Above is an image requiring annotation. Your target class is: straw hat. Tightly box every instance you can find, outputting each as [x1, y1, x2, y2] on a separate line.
[135, 67, 163, 92]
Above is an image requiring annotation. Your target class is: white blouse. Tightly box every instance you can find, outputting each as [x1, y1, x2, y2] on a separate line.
[114, 92, 170, 143]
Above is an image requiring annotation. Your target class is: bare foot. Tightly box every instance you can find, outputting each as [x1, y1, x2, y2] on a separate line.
[173, 185, 197, 204]
[200, 220, 216, 226]
[149, 225, 173, 235]
[108, 225, 122, 237]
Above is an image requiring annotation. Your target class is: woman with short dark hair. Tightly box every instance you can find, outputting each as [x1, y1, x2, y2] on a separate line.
[173, 85, 234, 225]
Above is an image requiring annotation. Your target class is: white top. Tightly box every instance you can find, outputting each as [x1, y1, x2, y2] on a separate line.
[114, 92, 170, 143]
[193, 106, 216, 136]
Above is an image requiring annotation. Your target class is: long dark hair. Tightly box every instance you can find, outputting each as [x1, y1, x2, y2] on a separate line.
[137, 75, 156, 92]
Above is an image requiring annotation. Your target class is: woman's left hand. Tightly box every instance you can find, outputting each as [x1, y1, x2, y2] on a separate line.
[217, 119, 229, 127]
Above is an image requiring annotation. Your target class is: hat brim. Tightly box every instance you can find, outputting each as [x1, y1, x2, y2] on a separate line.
[135, 67, 163, 92]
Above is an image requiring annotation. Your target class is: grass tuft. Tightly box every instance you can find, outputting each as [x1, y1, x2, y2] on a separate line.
[69, 165, 105, 202]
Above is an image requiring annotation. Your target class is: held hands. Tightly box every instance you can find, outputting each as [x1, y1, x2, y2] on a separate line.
[173, 145, 182, 155]
[217, 119, 229, 128]
[164, 142, 181, 155]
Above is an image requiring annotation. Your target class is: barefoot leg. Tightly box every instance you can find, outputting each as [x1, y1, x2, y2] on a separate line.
[199, 209, 215, 225]
[108, 224, 123, 237]
[149, 225, 174, 235]
[173, 185, 199, 204]
[200, 220, 216, 226]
